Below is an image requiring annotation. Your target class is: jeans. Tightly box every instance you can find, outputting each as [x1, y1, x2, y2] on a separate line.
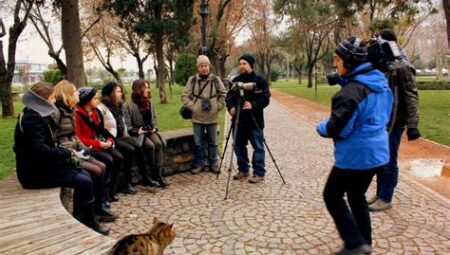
[323, 166, 379, 249]
[376, 127, 404, 203]
[193, 123, 218, 168]
[234, 127, 265, 177]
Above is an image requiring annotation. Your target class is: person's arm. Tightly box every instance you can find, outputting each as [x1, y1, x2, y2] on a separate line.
[123, 104, 139, 137]
[75, 112, 102, 150]
[251, 78, 271, 111]
[22, 113, 71, 162]
[399, 63, 420, 140]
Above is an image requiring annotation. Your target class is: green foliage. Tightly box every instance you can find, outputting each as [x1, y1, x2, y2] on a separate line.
[43, 69, 64, 85]
[174, 52, 197, 86]
[271, 69, 282, 82]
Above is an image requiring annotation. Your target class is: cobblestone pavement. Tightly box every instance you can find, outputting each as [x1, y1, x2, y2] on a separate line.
[107, 101, 450, 255]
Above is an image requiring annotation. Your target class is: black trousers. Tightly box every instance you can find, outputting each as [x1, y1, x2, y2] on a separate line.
[323, 166, 379, 249]
[93, 149, 124, 194]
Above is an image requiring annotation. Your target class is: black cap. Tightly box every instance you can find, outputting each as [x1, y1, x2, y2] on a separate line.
[238, 54, 255, 69]
[78, 87, 97, 106]
[335, 37, 367, 70]
[102, 82, 118, 97]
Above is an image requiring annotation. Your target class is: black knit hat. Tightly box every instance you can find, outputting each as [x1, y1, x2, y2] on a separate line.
[335, 37, 367, 70]
[238, 54, 255, 69]
[102, 82, 118, 97]
[78, 86, 97, 106]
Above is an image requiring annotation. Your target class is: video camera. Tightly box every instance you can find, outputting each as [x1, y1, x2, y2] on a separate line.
[230, 82, 257, 91]
[367, 37, 401, 72]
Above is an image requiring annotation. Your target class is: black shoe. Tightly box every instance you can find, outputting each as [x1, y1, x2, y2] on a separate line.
[95, 204, 117, 222]
[155, 167, 169, 188]
[108, 193, 119, 202]
[103, 201, 110, 209]
[74, 201, 110, 235]
[335, 244, 372, 255]
[141, 176, 161, 187]
[121, 183, 137, 195]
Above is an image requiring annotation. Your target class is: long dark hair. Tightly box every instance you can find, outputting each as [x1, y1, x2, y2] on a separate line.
[102, 82, 125, 107]
[131, 79, 151, 110]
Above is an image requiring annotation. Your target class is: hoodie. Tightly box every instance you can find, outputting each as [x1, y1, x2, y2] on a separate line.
[317, 62, 393, 170]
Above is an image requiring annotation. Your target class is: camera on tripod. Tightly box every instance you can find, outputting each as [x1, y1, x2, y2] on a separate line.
[230, 82, 257, 91]
[367, 37, 401, 72]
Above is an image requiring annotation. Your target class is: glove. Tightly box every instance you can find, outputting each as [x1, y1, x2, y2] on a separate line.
[407, 128, 421, 141]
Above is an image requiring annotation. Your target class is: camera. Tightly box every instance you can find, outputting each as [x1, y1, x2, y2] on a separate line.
[230, 82, 257, 91]
[326, 72, 343, 86]
[367, 37, 401, 72]
[201, 98, 212, 111]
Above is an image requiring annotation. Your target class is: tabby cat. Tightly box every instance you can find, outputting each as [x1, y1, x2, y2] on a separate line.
[110, 217, 176, 255]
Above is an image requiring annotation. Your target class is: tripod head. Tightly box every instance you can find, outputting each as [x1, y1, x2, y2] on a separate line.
[229, 82, 261, 97]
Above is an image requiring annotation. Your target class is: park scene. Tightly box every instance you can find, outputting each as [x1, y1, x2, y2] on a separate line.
[0, 0, 449, 254]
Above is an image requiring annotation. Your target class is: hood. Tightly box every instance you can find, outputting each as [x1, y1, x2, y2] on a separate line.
[22, 90, 56, 117]
[345, 62, 389, 93]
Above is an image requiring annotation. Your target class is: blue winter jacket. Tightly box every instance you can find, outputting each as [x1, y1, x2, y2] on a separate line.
[316, 62, 393, 170]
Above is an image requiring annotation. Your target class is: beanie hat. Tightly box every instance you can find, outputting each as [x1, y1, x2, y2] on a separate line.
[335, 37, 367, 70]
[238, 54, 255, 69]
[78, 87, 97, 106]
[102, 82, 118, 97]
[30, 82, 54, 100]
[197, 55, 211, 67]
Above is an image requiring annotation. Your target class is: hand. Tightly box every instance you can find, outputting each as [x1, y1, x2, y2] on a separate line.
[407, 128, 421, 141]
[229, 107, 236, 116]
[242, 101, 252, 110]
[138, 127, 148, 135]
[100, 141, 113, 149]
[73, 149, 90, 160]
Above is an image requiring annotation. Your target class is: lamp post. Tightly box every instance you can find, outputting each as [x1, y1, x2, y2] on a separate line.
[199, 0, 209, 55]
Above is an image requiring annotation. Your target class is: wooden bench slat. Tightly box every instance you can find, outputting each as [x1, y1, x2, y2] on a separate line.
[0, 213, 69, 236]
[0, 207, 66, 228]
[55, 234, 116, 255]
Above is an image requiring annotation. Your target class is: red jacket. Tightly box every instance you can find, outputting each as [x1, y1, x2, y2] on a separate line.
[75, 105, 114, 150]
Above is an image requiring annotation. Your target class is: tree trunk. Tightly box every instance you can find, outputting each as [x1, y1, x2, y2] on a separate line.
[155, 36, 167, 104]
[136, 58, 145, 79]
[0, 39, 15, 118]
[307, 65, 314, 88]
[49, 52, 67, 75]
[61, 0, 85, 87]
[444, 0, 450, 49]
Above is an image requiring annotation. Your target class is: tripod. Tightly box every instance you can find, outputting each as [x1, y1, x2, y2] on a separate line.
[216, 93, 286, 200]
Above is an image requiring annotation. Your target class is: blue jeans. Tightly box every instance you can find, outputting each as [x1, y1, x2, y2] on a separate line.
[193, 123, 218, 168]
[376, 127, 405, 203]
[234, 128, 265, 177]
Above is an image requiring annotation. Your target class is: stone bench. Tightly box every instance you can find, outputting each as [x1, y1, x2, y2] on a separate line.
[0, 177, 115, 254]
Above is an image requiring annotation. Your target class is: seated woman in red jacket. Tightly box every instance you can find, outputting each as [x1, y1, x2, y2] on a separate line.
[75, 87, 135, 202]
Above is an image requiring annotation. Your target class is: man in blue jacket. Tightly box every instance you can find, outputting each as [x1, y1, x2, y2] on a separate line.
[317, 37, 393, 255]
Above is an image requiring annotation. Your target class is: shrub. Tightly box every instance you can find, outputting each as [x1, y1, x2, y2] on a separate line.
[43, 69, 64, 85]
[416, 81, 450, 90]
[174, 52, 197, 86]
[271, 69, 282, 82]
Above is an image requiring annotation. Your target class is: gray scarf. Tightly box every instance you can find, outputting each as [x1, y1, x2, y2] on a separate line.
[22, 90, 56, 117]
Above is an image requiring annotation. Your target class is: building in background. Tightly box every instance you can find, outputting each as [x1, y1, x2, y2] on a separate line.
[12, 61, 48, 86]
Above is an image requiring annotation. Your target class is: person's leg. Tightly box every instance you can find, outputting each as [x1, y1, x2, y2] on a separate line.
[192, 123, 206, 172]
[346, 168, 378, 246]
[323, 167, 366, 249]
[109, 147, 136, 194]
[234, 127, 250, 174]
[92, 150, 118, 202]
[248, 129, 265, 178]
[115, 139, 135, 186]
[376, 127, 404, 204]
[145, 135, 168, 187]
[206, 123, 218, 172]
[123, 136, 159, 187]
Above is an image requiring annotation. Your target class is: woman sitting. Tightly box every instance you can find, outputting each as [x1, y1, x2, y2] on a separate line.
[52, 80, 116, 222]
[125, 79, 168, 187]
[14, 82, 109, 235]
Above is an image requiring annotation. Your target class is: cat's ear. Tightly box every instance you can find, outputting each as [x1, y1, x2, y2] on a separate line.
[153, 217, 159, 224]
[165, 224, 173, 235]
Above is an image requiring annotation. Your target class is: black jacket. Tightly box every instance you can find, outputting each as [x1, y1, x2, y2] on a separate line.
[14, 108, 78, 189]
[226, 72, 270, 129]
[387, 58, 419, 130]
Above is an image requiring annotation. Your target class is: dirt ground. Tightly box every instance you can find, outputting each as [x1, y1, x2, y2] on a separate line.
[271, 89, 450, 199]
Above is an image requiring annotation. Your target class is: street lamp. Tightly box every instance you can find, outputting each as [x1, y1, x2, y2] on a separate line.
[199, 0, 209, 55]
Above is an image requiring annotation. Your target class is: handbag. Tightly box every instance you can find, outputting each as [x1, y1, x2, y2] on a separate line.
[179, 78, 210, 119]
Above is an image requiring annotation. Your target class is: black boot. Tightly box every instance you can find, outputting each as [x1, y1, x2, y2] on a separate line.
[154, 167, 169, 188]
[95, 200, 117, 222]
[74, 201, 110, 235]
[120, 183, 137, 195]
[141, 174, 160, 187]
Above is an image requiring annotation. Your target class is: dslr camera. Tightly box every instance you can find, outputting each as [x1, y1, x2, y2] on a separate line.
[367, 37, 401, 72]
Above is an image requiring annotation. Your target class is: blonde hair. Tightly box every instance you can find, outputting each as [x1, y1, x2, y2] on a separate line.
[54, 80, 78, 108]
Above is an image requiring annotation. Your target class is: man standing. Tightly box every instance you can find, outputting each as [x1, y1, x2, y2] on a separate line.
[182, 55, 227, 174]
[368, 28, 420, 212]
[226, 54, 271, 183]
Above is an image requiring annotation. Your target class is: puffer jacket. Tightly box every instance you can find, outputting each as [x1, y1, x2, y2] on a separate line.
[181, 73, 227, 124]
[97, 103, 118, 137]
[317, 62, 393, 170]
[52, 100, 87, 151]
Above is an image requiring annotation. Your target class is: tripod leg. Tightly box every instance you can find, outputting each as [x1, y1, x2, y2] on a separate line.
[250, 114, 286, 184]
[216, 123, 233, 180]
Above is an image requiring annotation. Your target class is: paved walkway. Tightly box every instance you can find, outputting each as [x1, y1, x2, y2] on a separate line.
[107, 99, 450, 254]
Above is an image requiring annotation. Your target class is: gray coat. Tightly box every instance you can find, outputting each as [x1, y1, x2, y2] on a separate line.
[124, 100, 158, 145]
[181, 73, 227, 124]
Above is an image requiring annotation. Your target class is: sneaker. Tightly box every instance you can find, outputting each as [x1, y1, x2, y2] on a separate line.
[368, 199, 392, 212]
[335, 244, 372, 255]
[248, 175, 265, 183]
[233, 171, 250, 180]
[366, 195, 378, 205]
[191, 166, 203, 175]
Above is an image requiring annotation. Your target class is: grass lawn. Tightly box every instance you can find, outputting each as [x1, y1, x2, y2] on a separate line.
[0, 84, 226, 180]
[272, 79, 450, 146]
